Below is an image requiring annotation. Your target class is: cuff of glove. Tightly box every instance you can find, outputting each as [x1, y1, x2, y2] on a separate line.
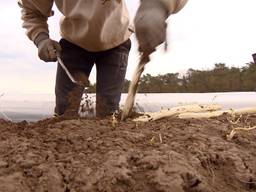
[34, 33, 49, 47]
[157, 1, 170, 17]
[140, 0, 169, 17]
[159, 0, 188, 15]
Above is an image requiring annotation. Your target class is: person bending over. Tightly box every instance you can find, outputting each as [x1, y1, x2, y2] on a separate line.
[18, 0, 188, 117]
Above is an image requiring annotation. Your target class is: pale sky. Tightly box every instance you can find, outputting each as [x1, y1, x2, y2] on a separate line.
[1, 0, 256, 94]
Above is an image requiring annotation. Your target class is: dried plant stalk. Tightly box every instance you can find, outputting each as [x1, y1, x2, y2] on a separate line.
[121, 56, 149, 121]
[179, 107, 256, 119]
[227, 126, 256, 140]
[134, 104, 222, 122]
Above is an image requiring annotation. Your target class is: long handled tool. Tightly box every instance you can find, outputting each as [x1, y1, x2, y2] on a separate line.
[121, 55, 150, 120]
[57, 55, 90, 88]
[57, 56, 83, 86]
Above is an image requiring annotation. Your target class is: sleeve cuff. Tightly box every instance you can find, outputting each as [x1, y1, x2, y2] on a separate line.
[34, 32, 49, 47]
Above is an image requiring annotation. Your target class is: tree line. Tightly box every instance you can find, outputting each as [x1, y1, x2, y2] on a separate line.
[87, 62, 256, 93]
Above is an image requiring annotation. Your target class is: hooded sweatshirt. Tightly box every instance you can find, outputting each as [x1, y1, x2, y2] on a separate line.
[18, 0, 188, 52]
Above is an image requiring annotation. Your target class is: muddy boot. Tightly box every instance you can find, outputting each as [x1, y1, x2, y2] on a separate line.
[96, 95, 117, 118]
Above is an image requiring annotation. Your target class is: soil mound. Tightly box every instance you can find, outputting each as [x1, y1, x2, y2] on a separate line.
[0, 115, 256, 192]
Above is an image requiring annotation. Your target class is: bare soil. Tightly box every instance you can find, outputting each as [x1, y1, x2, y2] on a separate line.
[0, 114, 256, 192]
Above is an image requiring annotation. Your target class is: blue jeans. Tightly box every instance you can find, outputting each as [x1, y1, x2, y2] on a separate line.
[55, 38, 131, 117]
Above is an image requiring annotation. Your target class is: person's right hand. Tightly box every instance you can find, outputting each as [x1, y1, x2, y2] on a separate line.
[35, 33, 61, 62]
[134, 0, 169, 57]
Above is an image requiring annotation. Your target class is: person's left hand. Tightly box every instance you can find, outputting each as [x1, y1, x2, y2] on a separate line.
[134, 0, 169, 56]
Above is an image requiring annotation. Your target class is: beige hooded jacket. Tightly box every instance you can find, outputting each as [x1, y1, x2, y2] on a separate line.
[18, 0, 188, 52]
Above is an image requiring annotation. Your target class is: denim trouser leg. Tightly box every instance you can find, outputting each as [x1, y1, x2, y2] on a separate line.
[54, 39, 94, 115]
[95, 39, 131, 117]
[54, 38, 131, 117]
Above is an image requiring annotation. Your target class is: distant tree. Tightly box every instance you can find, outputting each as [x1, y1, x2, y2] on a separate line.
[241, 62, 256, 91]
[122, 79, 130, 93]
[86, 62, 256, 93]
